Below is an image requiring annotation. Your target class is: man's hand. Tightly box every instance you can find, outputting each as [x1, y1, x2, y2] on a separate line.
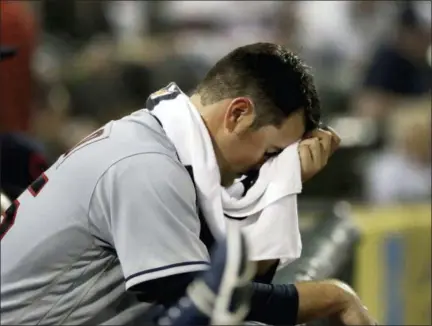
[335, 300, 378, 326]
[299, 127, 341, 182]
[296, 279, 377, 326]
[329, 281, 378, 326]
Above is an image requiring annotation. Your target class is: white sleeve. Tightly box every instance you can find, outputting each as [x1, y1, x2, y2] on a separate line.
[90, 153, 210, 290]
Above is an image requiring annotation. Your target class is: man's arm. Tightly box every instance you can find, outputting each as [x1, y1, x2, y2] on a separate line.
[133, 269, 376, 326]
[248, 279, 377, 326]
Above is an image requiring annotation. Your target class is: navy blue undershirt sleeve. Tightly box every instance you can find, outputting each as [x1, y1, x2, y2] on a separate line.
[247, 282, 299, 325]
[133, 272, 299, 325]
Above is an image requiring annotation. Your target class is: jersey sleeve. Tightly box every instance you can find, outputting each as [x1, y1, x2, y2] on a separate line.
[89, 153, 210, 290]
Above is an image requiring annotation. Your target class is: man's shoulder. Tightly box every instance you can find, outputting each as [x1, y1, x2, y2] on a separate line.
[99, 110, 193, 188]
[54, 110, 182, 189]
[112, 109, 178, 158]
[69, 110, 178, 166]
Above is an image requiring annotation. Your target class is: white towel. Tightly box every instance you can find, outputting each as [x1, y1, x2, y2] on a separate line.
[149, 84, 302, 267]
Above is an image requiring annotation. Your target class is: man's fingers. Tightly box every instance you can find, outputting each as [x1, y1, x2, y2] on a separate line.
[298, 142, 313, 166]
[299, 133, 337, 182]
[307, 127, 341, 155]
[300, 138, 322, 167]
[308, 138, 323, 168]
[298, 142, 313, 180]
[325, 125, 341, 144]
[324, 126, 341, 153]
[319, 134, 332, 160]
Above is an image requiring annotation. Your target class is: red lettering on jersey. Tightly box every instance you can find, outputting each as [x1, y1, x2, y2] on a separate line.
[1, 173, 49, 240]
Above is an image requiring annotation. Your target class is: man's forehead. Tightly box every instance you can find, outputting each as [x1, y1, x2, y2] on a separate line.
[264, 115, 302, 150]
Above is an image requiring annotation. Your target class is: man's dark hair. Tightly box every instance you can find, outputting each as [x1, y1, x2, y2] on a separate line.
[195, 43, 321, 131]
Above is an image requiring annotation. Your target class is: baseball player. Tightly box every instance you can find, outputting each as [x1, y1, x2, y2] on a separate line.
[0, 45, 254, 326]
[1, 43, 376, 325]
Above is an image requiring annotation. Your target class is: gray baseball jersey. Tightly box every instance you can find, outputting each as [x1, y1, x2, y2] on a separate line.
[0, 101, 210, 324]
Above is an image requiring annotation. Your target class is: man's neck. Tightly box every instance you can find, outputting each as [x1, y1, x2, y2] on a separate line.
[189, 94, 204, 114]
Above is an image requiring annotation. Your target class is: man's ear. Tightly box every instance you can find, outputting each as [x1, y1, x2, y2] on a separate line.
[224, 97, 255, 134]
